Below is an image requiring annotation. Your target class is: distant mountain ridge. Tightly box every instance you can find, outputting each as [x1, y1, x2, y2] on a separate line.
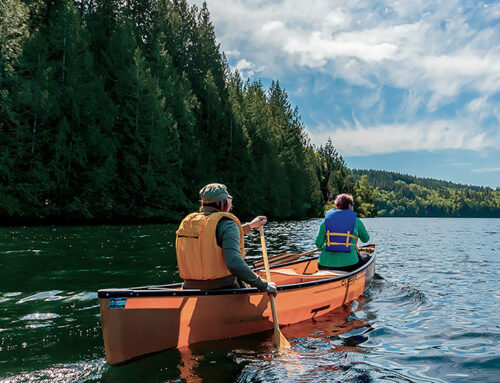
[352, 169, 494, 192]
[351, 169, 500, 218]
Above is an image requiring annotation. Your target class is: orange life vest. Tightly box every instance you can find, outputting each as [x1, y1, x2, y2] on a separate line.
[175, 212, 246, 280]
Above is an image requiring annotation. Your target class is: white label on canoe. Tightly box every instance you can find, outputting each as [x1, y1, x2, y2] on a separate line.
[109, 298, 127, 309]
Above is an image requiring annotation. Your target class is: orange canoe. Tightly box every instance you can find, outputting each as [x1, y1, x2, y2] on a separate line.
[98, 246, 376, 365]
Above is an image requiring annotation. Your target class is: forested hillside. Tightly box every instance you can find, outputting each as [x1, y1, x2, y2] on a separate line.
[3, 1, 495, 224]
[0, 0, 363, 224]
[352, 170, 500, 217]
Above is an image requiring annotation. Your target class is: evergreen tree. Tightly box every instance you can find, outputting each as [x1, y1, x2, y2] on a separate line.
[317, 138, 354, 204]
[224, 72, 254, 216]
[240, 80, 282, 216]
[0, 0, 29, 218]
[268, 80, 310, 217]
[12, 4, 58, 220]
[0, 0, 29, 88]
[0, 0, 403, 223]
[354, 175, 377, 217]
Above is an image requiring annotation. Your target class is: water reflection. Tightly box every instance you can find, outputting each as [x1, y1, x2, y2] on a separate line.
[1, 218, 499, 382]
[98, 299, 374, 383]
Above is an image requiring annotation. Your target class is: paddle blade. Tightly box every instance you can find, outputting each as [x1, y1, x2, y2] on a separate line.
[272, 329, 291, 351]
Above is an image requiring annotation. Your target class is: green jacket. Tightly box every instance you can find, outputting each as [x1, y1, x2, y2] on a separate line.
[315, 218, 370, 267]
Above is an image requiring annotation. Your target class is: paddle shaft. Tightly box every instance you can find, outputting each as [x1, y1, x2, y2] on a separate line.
[259, 227, 272, 282]
[258, 226, 289, 349]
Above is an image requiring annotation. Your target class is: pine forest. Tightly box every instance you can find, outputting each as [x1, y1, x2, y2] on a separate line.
[1, 0, 498, 224]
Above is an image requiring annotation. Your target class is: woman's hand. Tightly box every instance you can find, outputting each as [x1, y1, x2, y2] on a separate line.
[249, 216, 267, 229]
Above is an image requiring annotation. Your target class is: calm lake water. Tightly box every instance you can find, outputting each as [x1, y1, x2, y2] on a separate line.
[0, 218, 499, 382]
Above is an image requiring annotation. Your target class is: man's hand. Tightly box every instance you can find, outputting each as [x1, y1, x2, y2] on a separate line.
[266, 281, 278, 297]
[249, 216, 267, 229]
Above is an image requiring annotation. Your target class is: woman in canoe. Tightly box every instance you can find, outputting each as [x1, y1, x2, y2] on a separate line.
[176, 183, 278, 295]
[316, 193, 370, 271]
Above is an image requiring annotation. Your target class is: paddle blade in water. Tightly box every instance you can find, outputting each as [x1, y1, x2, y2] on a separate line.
[273, 330, 291, 351]
[260, 227, 292, 353]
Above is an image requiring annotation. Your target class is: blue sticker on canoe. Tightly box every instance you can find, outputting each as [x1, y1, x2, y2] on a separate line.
[109, 298, 127, 309]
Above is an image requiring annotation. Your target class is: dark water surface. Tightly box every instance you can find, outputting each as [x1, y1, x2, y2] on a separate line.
[1, 218, 499, 382]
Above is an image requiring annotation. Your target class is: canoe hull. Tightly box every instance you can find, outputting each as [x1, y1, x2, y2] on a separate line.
[99, 253, 376, 365]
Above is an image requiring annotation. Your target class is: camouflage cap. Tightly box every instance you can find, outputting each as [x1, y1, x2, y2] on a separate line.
[199, 183, 232, 203]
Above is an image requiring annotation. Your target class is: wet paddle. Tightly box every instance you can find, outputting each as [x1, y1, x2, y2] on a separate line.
[258, 226, 291, 351]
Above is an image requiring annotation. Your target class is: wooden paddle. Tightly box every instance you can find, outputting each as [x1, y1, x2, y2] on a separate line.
[259, 226, 291, 351]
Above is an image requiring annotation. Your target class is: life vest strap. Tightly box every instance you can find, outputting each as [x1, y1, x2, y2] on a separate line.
[326, 230, 359, 248]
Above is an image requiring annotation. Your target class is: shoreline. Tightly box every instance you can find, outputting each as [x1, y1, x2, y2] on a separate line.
[2, 214, 500, 228]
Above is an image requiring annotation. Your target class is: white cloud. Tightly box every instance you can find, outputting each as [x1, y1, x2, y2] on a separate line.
[261, 20, 284, 34]
[307, 120, 494, 157]
[420, 54, 500, 100]
[224, 50, 240, 58]
[235, 58, 252, 71]
[234, 58, 262, 78]
[358, 87, 382, 109]
[284, 32, 398, 66]
[325, 10, 348, 28]
[471, 167, 500, 173]
[466, 95, 500, 124]
[194, 0, 500, 158]
[199, 0, 500, 102]
[449, 162, 472, 168]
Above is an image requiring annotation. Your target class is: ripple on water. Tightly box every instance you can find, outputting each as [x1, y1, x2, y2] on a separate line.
[394, 282, 427, 305]
[20, 313, 60, 321]
[18, 312, 61, 329]
[17, 291, 63, 304]
[461, 355, 500, 371]
[0, 359, 106, 383]
[4, 249, 42, 255]
[461, 329, 500, 338]
[63, 292, 98, 302]
[1, 218, 498, 382]
[4, 292, 22, 297]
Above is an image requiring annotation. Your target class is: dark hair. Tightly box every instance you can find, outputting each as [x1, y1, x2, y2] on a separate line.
[334, 194, 354, 210]
[200, 199, 229, 212]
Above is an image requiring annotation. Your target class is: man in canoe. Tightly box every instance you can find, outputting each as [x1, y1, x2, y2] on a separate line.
[316, 193, 370, 271]
[175, 183, 278, 296]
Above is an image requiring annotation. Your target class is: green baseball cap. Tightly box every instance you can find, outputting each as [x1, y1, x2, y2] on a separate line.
[199, 183, 232, 203]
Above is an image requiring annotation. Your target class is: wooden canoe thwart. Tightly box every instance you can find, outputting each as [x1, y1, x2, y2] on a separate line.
[98, 245, 376, 365]
[252, 244, 376, 269]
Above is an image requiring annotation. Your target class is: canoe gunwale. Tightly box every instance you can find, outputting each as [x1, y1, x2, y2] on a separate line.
[98, 250, 376, 299]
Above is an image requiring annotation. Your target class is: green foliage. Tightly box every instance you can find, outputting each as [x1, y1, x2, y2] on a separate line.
[315, 138, 364, 216]
[321, 174, 377, 218]
[0, 0, 29, 78]
[354, 170, 500, 218]
[0, 0, 409, 223]
[355, 175, 377, 217]
[0, 0, 30, 216]
[316, 138, 355, 202]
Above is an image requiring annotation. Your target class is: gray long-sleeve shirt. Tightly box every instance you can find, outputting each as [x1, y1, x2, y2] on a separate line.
[216, 218, 268, 291]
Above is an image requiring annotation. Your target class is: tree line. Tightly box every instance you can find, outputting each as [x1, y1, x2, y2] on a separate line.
[1, 0, 363, 224]
[352, 170, 500, 218]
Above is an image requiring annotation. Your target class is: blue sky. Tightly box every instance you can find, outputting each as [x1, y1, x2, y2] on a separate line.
[194, 0, 500, 188]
